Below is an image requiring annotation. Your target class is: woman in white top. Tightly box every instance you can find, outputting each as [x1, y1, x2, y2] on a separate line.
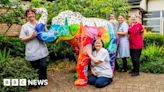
[116, 15, 130, 72]
[19, 8, 49, 81]
[86, 38, 113, 88]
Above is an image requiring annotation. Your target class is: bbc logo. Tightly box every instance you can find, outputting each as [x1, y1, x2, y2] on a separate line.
[3, 79, 26, 86]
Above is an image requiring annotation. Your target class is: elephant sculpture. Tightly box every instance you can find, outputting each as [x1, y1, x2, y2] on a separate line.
[35, 8, 117, 86]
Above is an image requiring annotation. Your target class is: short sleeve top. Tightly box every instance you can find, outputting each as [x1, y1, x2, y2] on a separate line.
[91, 48, 113, 78]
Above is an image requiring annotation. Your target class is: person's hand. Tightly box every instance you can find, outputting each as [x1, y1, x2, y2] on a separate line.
[30, 31, 37, 39]
[91, 67, 97, 76]
[84, 44, 92, 56]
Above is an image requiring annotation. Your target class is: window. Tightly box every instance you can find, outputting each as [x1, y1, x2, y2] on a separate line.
[145, 27, 160, 33]
[143, 19, 160, 26]
[143, 11, 160, 18]
[143, 11, 161, 33]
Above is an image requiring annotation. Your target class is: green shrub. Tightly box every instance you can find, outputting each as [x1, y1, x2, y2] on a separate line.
[0, 57, 38, 92]
[47, 42, 74, 61]
[141, 43, 164, 63]
[0, 48, 10, 62]
[140, 42, 164, 73]
[144, 33, 164, 47]
[141, 57, 164, 73]
[0, 36, 25, 57]
[116, 58, 132, 70]
[0, 36, 74, 61]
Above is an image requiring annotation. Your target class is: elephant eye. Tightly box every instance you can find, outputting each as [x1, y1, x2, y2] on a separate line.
[83, 37, 86, 40]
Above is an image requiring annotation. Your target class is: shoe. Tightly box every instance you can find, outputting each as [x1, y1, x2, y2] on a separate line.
[117, 68, 127, 72]
[117, 68, 122, 72]
[129, 70, 134, 74]
[131, 72, 139, 76]
[122, 69, 127, 72]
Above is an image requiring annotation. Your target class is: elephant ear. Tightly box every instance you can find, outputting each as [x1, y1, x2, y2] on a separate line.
[69, 24, 80, 36]
[55, 19, 74, 44]
[55, 25, 73, 44]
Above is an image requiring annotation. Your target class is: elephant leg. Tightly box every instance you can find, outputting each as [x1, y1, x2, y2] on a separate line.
[74, 54, 89, 86]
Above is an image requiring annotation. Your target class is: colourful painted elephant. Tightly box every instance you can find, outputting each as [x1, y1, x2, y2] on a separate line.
[35, 8, 117, 86]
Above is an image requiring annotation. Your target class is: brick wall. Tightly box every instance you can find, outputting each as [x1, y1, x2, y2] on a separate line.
[0, 23, 21, 37]
[0, 7, 21, 37]
[0, 8, 8, 13]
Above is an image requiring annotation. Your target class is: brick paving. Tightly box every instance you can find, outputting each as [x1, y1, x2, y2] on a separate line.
[29, 71, 164, 92]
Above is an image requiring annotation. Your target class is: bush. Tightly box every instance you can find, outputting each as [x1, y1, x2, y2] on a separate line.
[0, 36, 25, 57]
[141, 43, 164, 63]
[0, 57, 38, 92]
[47, 42, 74, 61]
[140, 42, 164, 73]
[141, 57, 164, 73]
[0, 48, 11, 62]
[0, 36, 75, 61]
[144, 33, 164, 47]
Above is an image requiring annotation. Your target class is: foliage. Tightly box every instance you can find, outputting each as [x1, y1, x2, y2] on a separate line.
[0, 7, 25, 25]
[0, 36, 74, 61]
[140, 42, 164, 73]
[144, 33, 164, 47]
[30, 0, 130, 25]
[0, 0, 25, 35]
[0, 0, 21, 7]
[0, 57, 38, 92]
[141, 43, 164, 63]
[0, 36, 25, 57]
[140, 57, 164, 73]
[117, 58, 132, 70]
[0, 48, 10, 63]
[47, 42, 75, 61]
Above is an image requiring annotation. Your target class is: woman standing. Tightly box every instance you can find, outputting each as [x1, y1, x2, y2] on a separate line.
[19, 8, 49, 81]
[109, 14, 119, 71]
[129, 15, 144, 76]
[116, 15, 130, 72]
[86, 38, 113, 88]
[109, 14, 119, 31]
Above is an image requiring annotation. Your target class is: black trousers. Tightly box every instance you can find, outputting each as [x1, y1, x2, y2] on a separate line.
[130, 49, 142, 73]
[30, 57, 48, 80]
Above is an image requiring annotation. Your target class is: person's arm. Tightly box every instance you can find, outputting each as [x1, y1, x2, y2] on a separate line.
[88, 52, 102, 64]
[117, 31, 128, 35]
[19, 25, 37, 42]
[85, 45, 102, 64]
[90, 66, 97, 76]
[139, 23, 144, 33]
[21, 31, 37, 42]
[117, 23, 128, 36]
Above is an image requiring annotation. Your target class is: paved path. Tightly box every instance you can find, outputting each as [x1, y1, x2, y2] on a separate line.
[29, 71, 164, 92]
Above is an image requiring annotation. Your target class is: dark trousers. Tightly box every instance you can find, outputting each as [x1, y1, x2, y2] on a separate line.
[88, 74, 112, 88]
[30, 57, 48, 80]
[130, 49, 142, 73]
[115, 58, 127, 71]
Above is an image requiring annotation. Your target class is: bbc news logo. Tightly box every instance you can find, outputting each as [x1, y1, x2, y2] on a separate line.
[3, 79, 48, 86]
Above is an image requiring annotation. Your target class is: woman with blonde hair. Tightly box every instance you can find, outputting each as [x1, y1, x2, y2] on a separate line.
[128, 15, 144, 76]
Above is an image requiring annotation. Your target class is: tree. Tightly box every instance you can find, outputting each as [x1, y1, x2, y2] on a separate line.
[30, 0, 130, 25]
[0, 0, 129, 34]
[0, 0, 25, 35]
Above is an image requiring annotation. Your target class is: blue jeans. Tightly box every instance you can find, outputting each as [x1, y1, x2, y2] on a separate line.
[88, 74, 112, 88]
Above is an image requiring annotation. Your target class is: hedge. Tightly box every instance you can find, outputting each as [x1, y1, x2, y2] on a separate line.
[0, 36, 74, 61]
[0, 57, 38, 92]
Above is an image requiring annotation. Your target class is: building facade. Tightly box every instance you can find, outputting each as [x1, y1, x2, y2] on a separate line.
[128, 0, 164, 34]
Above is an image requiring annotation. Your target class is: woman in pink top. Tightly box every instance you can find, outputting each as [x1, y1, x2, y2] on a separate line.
[128, 15, 144, 76]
